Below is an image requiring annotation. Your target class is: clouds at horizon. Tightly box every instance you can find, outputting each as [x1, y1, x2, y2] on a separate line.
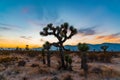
[96, 32, 120, 42]
[20, 36, 32, 40]
[78, 26, 98, 36]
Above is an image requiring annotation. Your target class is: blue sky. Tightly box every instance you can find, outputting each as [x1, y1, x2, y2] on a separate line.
[0, 0, 120, 48]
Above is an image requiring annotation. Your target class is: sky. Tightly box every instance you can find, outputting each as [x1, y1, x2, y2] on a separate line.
[0, 0, 120, 48]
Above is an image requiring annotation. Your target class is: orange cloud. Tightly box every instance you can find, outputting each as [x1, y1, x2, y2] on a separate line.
[96, 32, 120, 43]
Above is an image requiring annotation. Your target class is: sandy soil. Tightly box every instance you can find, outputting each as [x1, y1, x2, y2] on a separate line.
[0, 53, 120, 80]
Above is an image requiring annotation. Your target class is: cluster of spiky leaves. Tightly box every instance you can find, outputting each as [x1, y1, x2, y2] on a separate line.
[78, 43, 89, 52]
[43, 41, 51, 50]
[40, 22, 77, 48]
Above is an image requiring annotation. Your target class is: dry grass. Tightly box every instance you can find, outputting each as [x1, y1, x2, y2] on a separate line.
[0, 52, 120, 80]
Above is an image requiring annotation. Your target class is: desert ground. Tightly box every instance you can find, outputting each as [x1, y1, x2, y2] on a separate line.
[0, 51, 120, 80]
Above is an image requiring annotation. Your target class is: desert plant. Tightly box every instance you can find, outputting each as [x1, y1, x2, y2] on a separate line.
[25, 45, 29, 50]
[78, 43, 89, 78]
[43, 41, 51, 67]
[100, 45, 109, 54]
[0, 74, 6, 80]
[18, 60, 26, 66]
[40, 22, 77, 69]
[65, 54, 72, 71]
[63, 74, 73, 80]
[88, 53, 98, 62]
[100, 45, 112, 62]
[0, 57, 18, 64]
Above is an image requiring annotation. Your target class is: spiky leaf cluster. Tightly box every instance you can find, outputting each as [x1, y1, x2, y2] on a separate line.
[78, 43, 89, 52]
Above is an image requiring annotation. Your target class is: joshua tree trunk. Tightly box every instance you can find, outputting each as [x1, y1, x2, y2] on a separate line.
[43, 56, 46, 64]
[59, 47, 65, 69]
[42, 50, 46, 64]
[81, 52, 88, 79]
[47, 50, 51, 67]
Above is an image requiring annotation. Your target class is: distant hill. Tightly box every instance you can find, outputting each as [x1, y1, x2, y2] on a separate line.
[63, 43, 120, 51]
[49, 43, 120, 51]
[1, 43, 120, 51]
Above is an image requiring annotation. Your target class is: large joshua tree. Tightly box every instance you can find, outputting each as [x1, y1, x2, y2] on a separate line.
[43, 41, 51, 67]
[40, 22, 77, 68]
[78, 43, 89, 78]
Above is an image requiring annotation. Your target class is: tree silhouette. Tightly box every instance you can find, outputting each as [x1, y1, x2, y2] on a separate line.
[100, 45, 110, 62]
[25, 45, 29, 50]
[100, 45, 109, 54]
[40, 22, 77, 69]
[78, 43, 89, 78]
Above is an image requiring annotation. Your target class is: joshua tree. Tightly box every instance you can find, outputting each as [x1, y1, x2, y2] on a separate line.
[41, 49, 46, 64]
[16, 46, 19, 51]
[78, 43, 89, 78]
[100, 45, 109, 54]
[25, 45, 29, 50]
[43, 41, 51, 67]
[100, 45, 110, 62]
[40, 22, 77, 69]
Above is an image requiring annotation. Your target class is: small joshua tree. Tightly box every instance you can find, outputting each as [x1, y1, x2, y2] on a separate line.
[43, 41, 51, 67]
[40, 22, 77, 69]
[78, 43, 89, 78]
[25, 45, 29, 50]
[100, 45, 110, 62]
[16, 46, 19, 51]
[100, 45, 109, 54]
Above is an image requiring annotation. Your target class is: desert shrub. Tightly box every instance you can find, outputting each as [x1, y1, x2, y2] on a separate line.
[63, 74, 73, 80]
[88, 53, 113, 63]
[27, 52, 37, 57]
[91, 67, 103, 74]
[18, 60, 26, 66]
[31, 63, 39, 67]
[38, 67, 50, 74]
[0, 51, 10, 55]
[0, 74, 6, 80]
[0, 57, 18, 63]
[88, 53, 98, 62]
[51, 76, 59, 80]
[98, 53, 112, 63]
[64, 54, 73, 71]
[22, 77, 28, 80]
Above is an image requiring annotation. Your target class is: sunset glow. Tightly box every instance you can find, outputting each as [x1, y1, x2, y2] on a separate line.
[0, 0, 120, 48]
